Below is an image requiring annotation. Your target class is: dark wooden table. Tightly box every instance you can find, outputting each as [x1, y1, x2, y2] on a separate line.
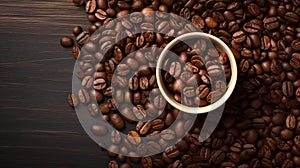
[0, 0, 111, 167]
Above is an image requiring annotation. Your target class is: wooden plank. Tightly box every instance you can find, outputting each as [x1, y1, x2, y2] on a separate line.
[0, 0, 112, 167]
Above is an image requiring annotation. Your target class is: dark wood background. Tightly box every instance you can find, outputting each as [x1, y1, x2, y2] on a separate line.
[0, 0, 111, 167]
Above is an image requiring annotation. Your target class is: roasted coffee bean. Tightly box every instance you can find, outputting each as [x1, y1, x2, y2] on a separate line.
[139, 120, 151, 135]
[94, 78, 106, 90]
[211, 150, 226, 165]
[161, 129, 175, 140]
[264, 17, 280, 30]
[182, 86, 196, 98]
[282, 81, 294, 97]
[152, 119, 164, 130]
[110, 113, 124, 130]
[133, 105, 146, 121]
[286, 114, 296, 129]
[85, 0, 97, 13]
[88, 103, 99, 116]
[292, 40, 300, 51]
[169, 62, 182, 78]
[60, 36, 74, 47]
[205, 17, 217, 28]
[91, 122, 108, 136]
[78, 88, 90, 104]
[147, 141, 161, 154]
[285, 12, 299, 23]
[111, 130, 121, 144]
[128, 131, 141, 145]
[141, 157, 152, 168]
[139, 77, 149, 90]
[67, 93, 78, 107]
[95, 9, 107, 20]
[108, 160, 119, 168]
[76, 31, 90, 45]
[233, 31, 246, 43]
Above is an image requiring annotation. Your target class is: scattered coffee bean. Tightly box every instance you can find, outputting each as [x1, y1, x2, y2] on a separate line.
[60, 36, 74, 47]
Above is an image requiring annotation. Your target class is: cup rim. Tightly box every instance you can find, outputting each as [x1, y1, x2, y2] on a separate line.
[156, 32, 238, 114]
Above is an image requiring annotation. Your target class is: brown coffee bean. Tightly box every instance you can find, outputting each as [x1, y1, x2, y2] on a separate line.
[161, 129, 175, 140]
[67, 93, 78, 107]
[264, 17, 280, 30]
[110, 113, 124, 130]
[85, 0, 97, 13]
[60, 36, 74, 47]
[94, 78, 107, 90]
[111, 130, 121, 144]
[76, 31, 90, 45]
[139, 120, 151, 135]
[233, 31, 246, 43]
[292, 39, 300, 51]
[152, 119, 165, 130]
[282, 81, 294, 97]
[95, 9, 107, 20]
[133, 105, 146, 121]
[211, 150, 226, 165]
[78, 88, 90, 104]
[286, 114, 296, 129]
[108, 160, 119, 168]
[128, 131, 141, 145]
[91, 123, 107, 136]
[285, 12, 299, 23]
[141, 157, 152, 168]
[205, 17, 217, 28]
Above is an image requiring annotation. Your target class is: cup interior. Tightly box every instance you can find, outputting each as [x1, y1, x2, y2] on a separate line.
[156, 32, 238, 114]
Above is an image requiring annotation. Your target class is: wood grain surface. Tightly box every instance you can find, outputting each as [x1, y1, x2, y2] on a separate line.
[0, 0, 111, 167]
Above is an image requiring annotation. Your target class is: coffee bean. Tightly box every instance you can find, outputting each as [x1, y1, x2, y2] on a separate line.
[60, 36, 74, 47]
[243, 22, 261, 33]
[94, 77, 107, 90]
[192, 14, 205, 29]
[141, 157, 152, 168]
[292, 39, 300, 51]
[139, 120, 151, 135]
[233, 31, 246, 43]
[72, 26, 83, 36]
[95, 9, 107, 20]
[127, 131, 141, 145]
[67, 93, 78, 107]
[264, 17, 280, 30]
[207, 64, 223, 76]
[108, 160, 119, 168]
[211, 150, 226, 165]
[169, 62, 182, 78]
[110, 113, 124, 130]
[91, 123, 107, 136]
[151, 119, 164, 130]
[139, 77, 149, 90]
[133, 105, 146, 121]
[161, 129, 175, 140]
[88, 103, 99, 116]
[282, 81, 294, 97]
[76, 31, 90, 45]
[285, 12, 299, 23]
[205, 17, 217, 28]
[97, 0, 107, 9]
[78, 88, 90, 104]
[111, 130, 121, 144]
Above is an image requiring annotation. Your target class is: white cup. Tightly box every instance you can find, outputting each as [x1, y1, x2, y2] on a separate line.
[156, 32, 238, 114]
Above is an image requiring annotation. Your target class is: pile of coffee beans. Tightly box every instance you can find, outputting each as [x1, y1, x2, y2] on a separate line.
[162, 38, 231, 107]
[63, 0, 300, 167]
